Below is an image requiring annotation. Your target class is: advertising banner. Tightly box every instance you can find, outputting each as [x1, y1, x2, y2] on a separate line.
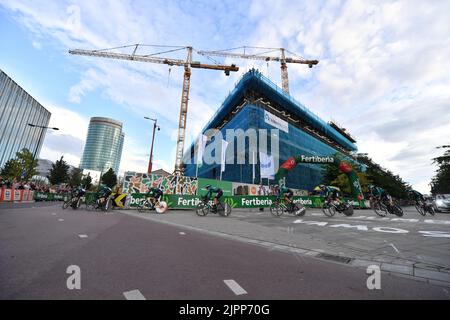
[264, 110, 289, 133]
[4, 189, 11, 201]
[197, 178, 233, 197]
[126, 194, 368, 209]
[13, 190, 21, 202]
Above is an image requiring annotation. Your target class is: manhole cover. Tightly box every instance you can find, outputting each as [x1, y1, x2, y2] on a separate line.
[317, 253, 353, 264]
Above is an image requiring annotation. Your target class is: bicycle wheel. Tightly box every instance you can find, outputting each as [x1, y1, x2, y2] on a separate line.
[196, 203, 209, 216]
[372, 201, 387, 217]
[322, 202, 335, 217]
[270, 203, 283, 217]
[218, 203, 231, 217]
[343, 205, 354, 216]
[392, 205, 403, 217]
[293, 204, 306, 217]
[137, 201, 150, 213]
[62, 199, 71, 209]
[155, 201, 168, 213]
[415, 204, 425, 216]
[428, 206, 436, 216]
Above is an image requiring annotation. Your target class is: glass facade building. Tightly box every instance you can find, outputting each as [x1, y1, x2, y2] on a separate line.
[183, 69, 360, 191]
[80, 117, 125, 174]
[0, 69, 51, 168]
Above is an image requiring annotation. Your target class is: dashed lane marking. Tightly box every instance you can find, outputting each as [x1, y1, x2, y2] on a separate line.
[223, 280, 247, 296]
[123, 289, 146, 300]
[78, 234, 88, 238]
[179, 232, 186, 235]
[58, 218, 64, 222]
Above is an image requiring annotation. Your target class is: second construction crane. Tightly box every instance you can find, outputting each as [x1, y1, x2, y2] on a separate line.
[69, 44, 239, 175]
[198, 46, 318, 94]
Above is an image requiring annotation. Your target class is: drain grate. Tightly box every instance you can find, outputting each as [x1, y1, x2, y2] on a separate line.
[316, 253, 353, 264]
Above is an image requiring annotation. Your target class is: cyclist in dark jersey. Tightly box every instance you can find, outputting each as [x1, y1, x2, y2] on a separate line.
[320, 185, 340, 201]
[145, 187, 163, 208]
[278, 185, 294, 210]
[205, 185, 223, 212]
[369, 185, 392, 206]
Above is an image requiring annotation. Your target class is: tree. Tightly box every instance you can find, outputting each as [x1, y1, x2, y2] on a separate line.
[101, 168, 117, 188]
[48, 156, 70, 185]
[331, 172, 373, 196]
[81, 173, 92, 190]
[0, 149, 38, 181]
[355, 154, 411, 199]
[0, 158, 21, 180]
[68, 167, 83, 187]
[320, 153, 411, 199]
[430, 145, 450, 194]
[15, 148, 39, 181]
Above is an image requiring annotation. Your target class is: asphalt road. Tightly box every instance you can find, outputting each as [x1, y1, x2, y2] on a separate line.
[0, 204, 449, 299]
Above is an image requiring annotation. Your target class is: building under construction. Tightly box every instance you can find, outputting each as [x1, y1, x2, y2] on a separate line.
[183, 69, 359, 191]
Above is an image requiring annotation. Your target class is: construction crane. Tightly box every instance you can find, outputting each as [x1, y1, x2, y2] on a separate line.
[69, 44, 239, 175]
[198, 46, 318, 94]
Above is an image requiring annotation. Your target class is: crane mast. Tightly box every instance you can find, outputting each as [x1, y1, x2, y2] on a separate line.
[198, 47, 318, 94]
[69, 45, 238, 175]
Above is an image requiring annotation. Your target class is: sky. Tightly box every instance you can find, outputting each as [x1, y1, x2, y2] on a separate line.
[0, 0, 449, 193]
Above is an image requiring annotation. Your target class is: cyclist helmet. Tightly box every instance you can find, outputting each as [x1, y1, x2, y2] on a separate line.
[368, 185, 375, 190]
[205, 184, 211, 189]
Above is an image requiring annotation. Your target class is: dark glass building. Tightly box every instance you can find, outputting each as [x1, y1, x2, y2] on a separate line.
[0, 69, 51, 168]
[183, 69, 359, 191]
[80, 117, 125, 174]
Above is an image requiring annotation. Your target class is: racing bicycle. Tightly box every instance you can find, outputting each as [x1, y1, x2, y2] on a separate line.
[270, 197, 306, 217]
[414, 200, 435, 216]
[322, 197, 354, 217]
[370, 196, 403, 217]
[137, 196, 168, 213]
[196, 196, 231, 217]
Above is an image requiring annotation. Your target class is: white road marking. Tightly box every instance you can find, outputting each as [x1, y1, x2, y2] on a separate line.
[52, 213, 57, 216]
[123, 289, 146, 300]
[179, 232, 186, 235]
[78, 234, 88, 238]
[223, 280, 247, 295]
[390, 243, 400, 253]
[58, 219, 64, 222]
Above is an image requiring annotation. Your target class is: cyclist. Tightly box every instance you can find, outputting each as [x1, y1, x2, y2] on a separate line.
[278, 185, 294, 210]
[73, 185, 86, 200]
[320, 185, 341, 204]
[204, 185, 223, 212]
[409, 189, 425, 203]
[145, 186, 164, 209]
[97, 184, 112, 207]
[369, 185, 392, 206]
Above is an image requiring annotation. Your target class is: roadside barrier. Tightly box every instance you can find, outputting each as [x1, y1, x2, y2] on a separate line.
[0, 188, 35, 202]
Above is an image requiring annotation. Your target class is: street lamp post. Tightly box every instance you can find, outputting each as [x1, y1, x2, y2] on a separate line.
[27, 123, 59, 181]
[144, 117, 160, 174]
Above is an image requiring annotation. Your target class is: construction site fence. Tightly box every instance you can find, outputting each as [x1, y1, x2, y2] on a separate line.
[32, 192, 370, 209]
